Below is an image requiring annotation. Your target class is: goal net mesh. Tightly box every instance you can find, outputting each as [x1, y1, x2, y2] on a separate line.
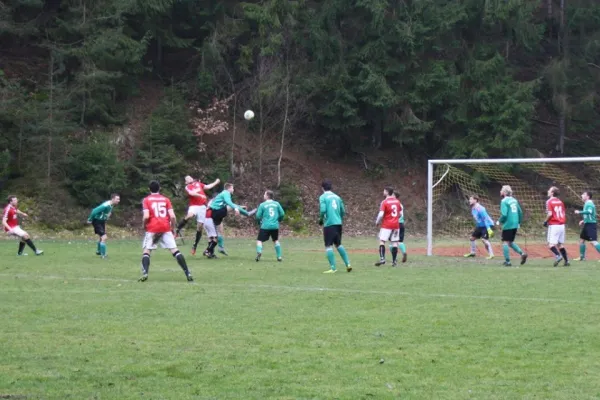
[431, 162, 600, 241]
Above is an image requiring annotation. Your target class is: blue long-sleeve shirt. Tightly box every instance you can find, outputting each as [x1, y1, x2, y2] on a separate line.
[472, 204, 493, 228]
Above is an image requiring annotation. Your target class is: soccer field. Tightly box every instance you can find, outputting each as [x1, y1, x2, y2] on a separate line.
[2, 238, 600, 399]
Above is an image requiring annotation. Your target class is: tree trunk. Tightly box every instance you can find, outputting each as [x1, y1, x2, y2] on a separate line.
[277, 63, 290, 188]
[558, 0, 568, 154]
[258, 90, 264, 194]
[227, 71, 236, 178]
[47, 52, 54, 183]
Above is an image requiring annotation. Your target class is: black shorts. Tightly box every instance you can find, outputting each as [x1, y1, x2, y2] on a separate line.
[501, 228, 517, 242]
[580, 223, 598, 242]
[323, 225, 342, 247]
[399, 223, 405, 242]
[471, 226, 489, 240]
[211, 207, 228, 226]
[92, 220, 106, 236]
[257, 229, 279, 242]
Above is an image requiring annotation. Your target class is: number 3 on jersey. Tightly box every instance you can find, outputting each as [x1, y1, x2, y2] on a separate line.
[152, 202, 167, 218]
[391, 204, 398, 217]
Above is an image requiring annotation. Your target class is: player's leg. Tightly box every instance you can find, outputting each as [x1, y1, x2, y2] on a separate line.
[322, 227, 337, 273]
[398, 224, 407, 263]
[547, 226, 562, 266]
[557, 226, 569, 266]
[479, 228, 494, 259]
[192, 206, 207, 254]
[390, 242, 399, 266]
[99, 234, 108, 258]
[375, 229, 389, 266]
[17, 239, 26, 256]
[161, 232, 193, 281]
[464, 229, 479, 258]
[140, 233, 154, 281]
[335, 226, 351, 272]
[217, 225, 227, 255]
[256, 229, 267, 262]
[273, 230, 282, 261]
[16, 228, 42, 255]
[501, 229, 518, 266]
[176, 207, 196, 236]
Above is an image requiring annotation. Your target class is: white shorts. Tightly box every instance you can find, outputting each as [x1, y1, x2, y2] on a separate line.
[187, 205, 207, 223]
[203, 218, 217, 237]
[379, 228, 400, 242]
[6, 226, 27, 239]
[142, 232, 177, 250]
[547, 224, 565, 245]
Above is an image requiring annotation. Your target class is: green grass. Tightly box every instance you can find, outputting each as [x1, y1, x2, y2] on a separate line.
[2, 237, 600, 399]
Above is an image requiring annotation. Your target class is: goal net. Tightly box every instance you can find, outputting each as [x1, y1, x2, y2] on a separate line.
[427, 157, 600, 256]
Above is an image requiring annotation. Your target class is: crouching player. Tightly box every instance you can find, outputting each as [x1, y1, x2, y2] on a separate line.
[3, 195, 43, 256]
[464, 195, 494, 259]
[255, 190, 285, 262]
[139, 181, 193, 282]
[87, 194, 120, 258]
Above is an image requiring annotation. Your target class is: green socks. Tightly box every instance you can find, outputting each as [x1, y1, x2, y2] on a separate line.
[510, 242, 523, 255]
[275, 243, 282, 258]
[217, 235, 224, 248]
[97, 242, 101, 254]
[337, 245, 350, 266]
[502, 244, 510, 262]
[580, 243, 587, 258]
[326, 248, 336, 270]
[594, 242, 600, 253]
[399, 243, 407, 254]
[100, 242, 107, 256]
[256, 244, 263, 255]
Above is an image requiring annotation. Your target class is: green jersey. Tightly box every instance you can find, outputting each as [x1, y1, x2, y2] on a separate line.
[399, 204, 405, 224]
[256, 200, 285, 230]
[499, 196, 522, 230]
[88, 201, 113, 222]
[319, 191, 345, 227]
[579, 200, 597, 224]
[210, 190, 249, 216]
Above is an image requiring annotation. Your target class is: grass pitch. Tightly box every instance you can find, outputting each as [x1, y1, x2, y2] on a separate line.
[2, 237, 600, 399]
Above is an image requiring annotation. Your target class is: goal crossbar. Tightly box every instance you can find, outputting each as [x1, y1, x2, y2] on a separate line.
[426, 157, 600, 256]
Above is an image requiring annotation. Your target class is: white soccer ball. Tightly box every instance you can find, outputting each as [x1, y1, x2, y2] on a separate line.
[244, 110, 255, 120]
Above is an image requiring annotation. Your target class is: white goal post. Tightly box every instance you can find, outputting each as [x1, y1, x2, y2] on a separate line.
[427, 157, 600, 256]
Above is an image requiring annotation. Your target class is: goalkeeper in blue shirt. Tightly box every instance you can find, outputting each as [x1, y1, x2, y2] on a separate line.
[464, 195, 495, 259]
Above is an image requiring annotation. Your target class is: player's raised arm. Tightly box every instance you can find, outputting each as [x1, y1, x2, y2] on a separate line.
[204, 178, 221, 190]
[223, 190, 249, 216]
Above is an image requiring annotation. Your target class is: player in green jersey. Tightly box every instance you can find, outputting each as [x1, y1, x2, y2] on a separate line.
[392, 192, 408, 262]
[319, 181, 351, 273]
[497, 185, 527, 267]
[255, 190, 285, 262]
[574, 191, 600, 261]
[87, 194, 120, 259]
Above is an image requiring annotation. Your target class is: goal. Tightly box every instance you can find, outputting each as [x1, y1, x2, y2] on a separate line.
[426, 157, 600, 256]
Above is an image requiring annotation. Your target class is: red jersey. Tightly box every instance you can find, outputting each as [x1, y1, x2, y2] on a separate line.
[380, 197, 402, 229]
[2, 205, 18, 232]
[546, 197, 566, 225]
[186, 182, 207, 206]
[143, 193, 174, 233]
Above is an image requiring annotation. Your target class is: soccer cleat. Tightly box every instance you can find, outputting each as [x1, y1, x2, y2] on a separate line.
[503, 261, 512, 267]
[392, 261, 398, 267]
[35, 250, 44, 256]
[486, 255, 494, 260]
[191, 247, 196, 256]
[218, 247, 228, 256]
[402, 253, 407, 263]
[101, 255, 108, 260]
[256, 253, 262, 262]
[520, 253, 528, 265]
[17, 253, 28, 256]
[323, 269, 336, 274]
[207, 253, 217, 259]
[277, 257, 282, 262]
[96, 251, 101, 256]
[564, 261, 570, 267]
[346, 265, 352, 272]
[574, 257, 586, 261]
[463, 253, 476, 258]
[138, 274, 148, 282]
[553, 257, 562, 267]
[186, 275, 194, 282]
[374, 259, 386, 267]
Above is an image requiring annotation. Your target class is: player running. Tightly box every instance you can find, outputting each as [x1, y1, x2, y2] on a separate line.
[255, 190, 285, 262]
[206, 183, 253, 257]
[544, 186, 569, 267]
[140, 181, 193, 282]
[463, 195, 495, 259]
[375, 187, 402, 267]
[392, 192, 408, 262]
[87, 194, 120, 259]
[2, 195, 43, 256]
[176, 175, 220, 255]
[574, 191, 600, 261]
[497, 185, 527, 267]
[320, 180, 351, 273]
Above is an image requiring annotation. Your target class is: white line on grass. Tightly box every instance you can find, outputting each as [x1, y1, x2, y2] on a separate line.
[1, 272, 598, 305]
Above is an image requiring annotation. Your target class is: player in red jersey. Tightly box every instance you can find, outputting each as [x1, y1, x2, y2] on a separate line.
[374, 187, 402, 266]
[175, 175, 221, 255]
[544, 186, 569, 267]
[2, 195, 43, 256]
[140, 181, 193, 282]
